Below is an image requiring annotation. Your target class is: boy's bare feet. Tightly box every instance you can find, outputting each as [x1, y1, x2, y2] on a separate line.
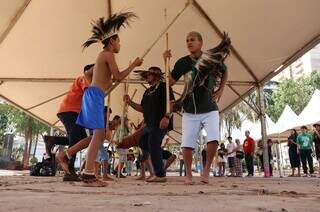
[56, 151, 70, 174]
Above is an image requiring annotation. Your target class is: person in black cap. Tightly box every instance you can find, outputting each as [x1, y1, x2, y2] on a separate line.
[124, 66, 174, 182]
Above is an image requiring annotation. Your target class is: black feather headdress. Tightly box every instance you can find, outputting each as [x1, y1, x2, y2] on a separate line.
[82, 11, 137, 49]
[195, 32, 231, 78]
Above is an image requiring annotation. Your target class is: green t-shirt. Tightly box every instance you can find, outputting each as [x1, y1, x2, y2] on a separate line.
[297, 133, 313, 150]
[171, 55, 224, 114]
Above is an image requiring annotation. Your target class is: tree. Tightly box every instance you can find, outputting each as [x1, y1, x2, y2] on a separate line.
[4, 104, 50, 168]
[266, 71, 320, 121]
[223, 80, 278, 138]
[223, 102, 257, 137]
[0, 104, 10, 147]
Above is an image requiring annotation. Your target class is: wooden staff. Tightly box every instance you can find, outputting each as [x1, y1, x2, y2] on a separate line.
[131, 88, 137, 99]
[117, 76, 129, 179]
[106, 94, 111, 128]
[164, 8, 170, 114]
[105, 1, 191, 95]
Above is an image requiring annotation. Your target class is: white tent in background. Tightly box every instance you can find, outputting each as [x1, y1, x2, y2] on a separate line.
[294, 89, 320, 128]
[252, 115, 276, 140]
[230, 114, 275, 141]
[268, 105, 299, 139]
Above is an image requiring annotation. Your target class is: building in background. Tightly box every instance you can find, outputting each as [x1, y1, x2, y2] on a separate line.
[273, 44, 320, 81]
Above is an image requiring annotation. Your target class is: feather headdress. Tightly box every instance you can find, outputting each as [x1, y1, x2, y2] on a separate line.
[82, 11, 137, 49]
[134, 67, 164, 81]
[195, 32, 231, 78]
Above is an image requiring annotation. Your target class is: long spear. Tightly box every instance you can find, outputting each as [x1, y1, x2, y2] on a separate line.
[105, 1, 191, 95]
[164, 8, 170, 114]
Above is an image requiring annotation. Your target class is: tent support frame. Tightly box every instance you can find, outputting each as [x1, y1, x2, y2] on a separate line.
[257, 85, 270, 177]
[228, 84, 260, 115]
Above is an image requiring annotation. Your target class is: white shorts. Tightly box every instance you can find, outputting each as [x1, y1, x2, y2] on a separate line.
[181, 110, 219, 149]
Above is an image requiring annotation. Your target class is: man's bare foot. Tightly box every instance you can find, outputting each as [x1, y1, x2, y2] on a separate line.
[200, 176, 209, 184]
[146, 175, 154, 180]
[136, 176, 146, 180]
[81, 174, 108, 187]
[102, 174, 114, 181]
[146, 176, 167, 183]
[184, 177, 194, 185]
[201, 171, 210, 184]
[56, 151, 70, 174]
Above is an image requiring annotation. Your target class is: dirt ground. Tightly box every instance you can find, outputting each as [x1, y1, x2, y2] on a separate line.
[0, 170, 320, 212]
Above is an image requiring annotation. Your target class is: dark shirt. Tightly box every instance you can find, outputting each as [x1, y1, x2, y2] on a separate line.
[171, 55, 226, 114]
[141, 81, 174, 129]
[288, 135, 298, 151]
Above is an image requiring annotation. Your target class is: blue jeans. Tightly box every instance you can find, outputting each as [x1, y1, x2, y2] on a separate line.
[245, 154, 254, 175]
[139, 127, 167, 177]
[57, 112, 87, 172]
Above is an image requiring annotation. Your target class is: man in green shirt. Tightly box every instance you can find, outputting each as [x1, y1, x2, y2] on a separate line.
[163, 32, 229, 184]
[297, 126, 314, 176]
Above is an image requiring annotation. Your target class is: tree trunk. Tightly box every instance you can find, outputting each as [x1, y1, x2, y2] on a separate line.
[26, 127, 33, 167]
[33, 134, 39, 157]
[22, 129, 30, 169]
[22, 117, 33, 169]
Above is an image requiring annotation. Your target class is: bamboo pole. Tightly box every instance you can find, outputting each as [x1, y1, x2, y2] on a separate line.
[105, 1, 190, 95]
[164, 8, 170, 114]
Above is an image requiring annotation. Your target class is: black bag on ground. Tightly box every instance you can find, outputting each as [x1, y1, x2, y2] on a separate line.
[30, 158, 56, 176]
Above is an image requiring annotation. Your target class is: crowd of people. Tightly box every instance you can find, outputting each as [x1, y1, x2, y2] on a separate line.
[287, 125, 320, 177]
[177, 125, 320, 178]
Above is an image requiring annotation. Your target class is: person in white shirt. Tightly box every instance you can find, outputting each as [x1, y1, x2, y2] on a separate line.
[226, 136, 236, 177]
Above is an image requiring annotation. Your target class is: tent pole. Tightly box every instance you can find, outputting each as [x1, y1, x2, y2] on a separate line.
[279, 141, 285, 176]
[275, 141, 281, 176]
[257, 85, 270, 177]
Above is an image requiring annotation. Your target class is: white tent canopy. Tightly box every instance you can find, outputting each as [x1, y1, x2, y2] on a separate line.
[268, 105, 299, 139]
[293, 89, 320, 128]
[228, 114, 275, 141]
[0, 0, 320, 139]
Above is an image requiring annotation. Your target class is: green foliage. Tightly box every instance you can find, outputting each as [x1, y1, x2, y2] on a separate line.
[29, 156, 38, 165]
[0, 104, 11, 146]
[11, 146, 24, 161]
[224, 102, 257, 137]
[266, 71, 320, 121]
[0, 102, 50, 166]
[223, 71, 320, 135]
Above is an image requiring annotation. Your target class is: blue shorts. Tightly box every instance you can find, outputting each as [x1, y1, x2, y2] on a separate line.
[76, 86, 105, 129]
